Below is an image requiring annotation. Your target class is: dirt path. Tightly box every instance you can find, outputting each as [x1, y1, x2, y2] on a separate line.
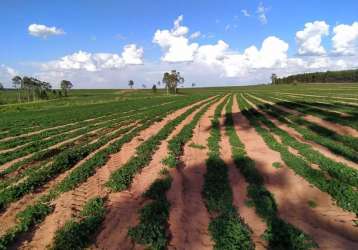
[0, 124, 137, 239]
[219, 98, 267, 250]
[233, 96, 358, 250]
[249, 94, 358, 138]
[93, 100, 216, 250]
[165, 98, 224, 250]
[243, 96, 358, 171]
[20, 98, 212, 250]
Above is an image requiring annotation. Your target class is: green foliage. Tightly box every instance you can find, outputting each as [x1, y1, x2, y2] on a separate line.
[272, 162, 282, 169]
[52, 197, 106, 250]
[203, 96, 254, 249]
[209, 211, 254, 250]
[225, 95, 317, 249]
[128, 177, 172, 250]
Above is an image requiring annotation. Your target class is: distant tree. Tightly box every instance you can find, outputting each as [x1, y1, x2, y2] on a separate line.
[142, 84, 147, 89]
[271, 73, 278, 85]
[0, 82, 4, 90]
[157, 81, 161, 87]
[128, 80, 134, 89]
[22, 76, 32, 102]
[162, 70, 184, 95]
[192, 83, 196, 88]
[12, 76, 22, 103]
[60, 80, 73, 97]
[274, 69, 358, 84]
[152, 84, 157, 93]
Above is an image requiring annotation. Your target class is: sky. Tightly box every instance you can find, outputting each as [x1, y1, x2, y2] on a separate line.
[1, 0, 358, 88]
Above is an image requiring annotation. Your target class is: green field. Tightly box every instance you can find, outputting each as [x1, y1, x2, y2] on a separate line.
[0, 83, 357, 249]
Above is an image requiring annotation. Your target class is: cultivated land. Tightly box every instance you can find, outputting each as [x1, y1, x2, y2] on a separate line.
[0, 84, 357, 250]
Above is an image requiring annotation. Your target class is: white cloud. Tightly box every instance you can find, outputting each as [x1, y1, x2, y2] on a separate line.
[296, 21, 329, 56]
[28, 23, 65, 38]
[332, 22, 358, 55]
[153, 15, 199, 62]
[241, 9, 250, 17]
[33, 17, 358, 88]
[0, 65, 18, 87]
[42, 44, 143, 72]
[257, 2, 268, 24]
[121, 44, 144, 64]
[153, 16, 289, 78]
[189, 31, 201, 39]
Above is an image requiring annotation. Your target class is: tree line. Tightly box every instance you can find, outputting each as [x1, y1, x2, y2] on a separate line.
[271, 69, 358, 84]
[7, 76, 73, 103]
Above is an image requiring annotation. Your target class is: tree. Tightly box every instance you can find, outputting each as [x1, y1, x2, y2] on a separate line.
[22, 76, 32, 102]
[0, 82, 4, 90]
[60, 80, 73, 97]
[162, 70, 184, 95]
[128, 80, 134, 89]
[152, 84, 157, 93]
[271, 73, 278, 85]
[157, 81, 161, 87]
[12, 76, 22, 103]
[192, 83, 196, 87]
[142, 84, 147, 89]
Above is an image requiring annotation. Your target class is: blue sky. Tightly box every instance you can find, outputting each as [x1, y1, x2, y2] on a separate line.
[1, 0, 358, 88]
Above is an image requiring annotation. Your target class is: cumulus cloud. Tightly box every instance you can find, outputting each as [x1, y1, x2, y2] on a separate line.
[33, 17, 358, 88]
[28, 24, 65, 38]
[153, 15, 199, 62]
[296, 21, 329, 56]
[332, 22, 358, 55]
[42, 44, 143, 72]
[153, 16, 289, 78]
[257, 2, 268, 24]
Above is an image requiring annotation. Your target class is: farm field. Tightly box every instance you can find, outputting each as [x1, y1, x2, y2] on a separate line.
[0, 84, 358, 250]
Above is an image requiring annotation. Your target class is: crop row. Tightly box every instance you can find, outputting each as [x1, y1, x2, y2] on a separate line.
[250, 94, 358, 154]
[203, 95, 254, 250]
[0, 105, 163, 183]
[227, 95, 317, 249]
[128, 97, 220, 249]
[0, 96, 178, 139]
[0, 96, 205, 210]
[0, 122, 134, 193]
[128, 175, 172, 250]
[244, 94, 358, 187]
[0, 107, 151, 166]
[258, 94, 358, 131]
[238, 95, 358, 214]
[275, 93, 358, 116]
[0, 100, 175, 150]
[0, 95, 208, 249]
[106, 97, 217, 191]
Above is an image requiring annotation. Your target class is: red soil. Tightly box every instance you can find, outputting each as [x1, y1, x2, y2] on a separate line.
[166, 98, 225, 250]
[219, 99, 267, 250]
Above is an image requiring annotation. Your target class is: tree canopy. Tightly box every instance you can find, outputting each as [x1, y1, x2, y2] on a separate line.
[273, 69, 358, 84]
